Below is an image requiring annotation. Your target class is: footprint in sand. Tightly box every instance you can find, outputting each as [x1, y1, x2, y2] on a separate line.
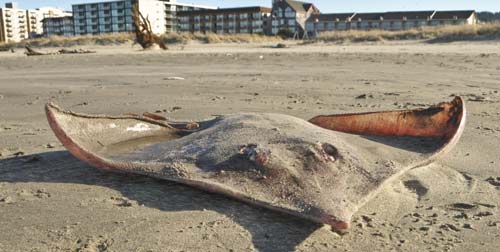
[486, 177, 500, 189]
[402, 180, 428, 200]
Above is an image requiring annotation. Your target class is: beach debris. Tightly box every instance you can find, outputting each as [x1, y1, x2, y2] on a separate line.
[46, 97, 466, 231]
[143, 112, 166, 121]
[58, 49, 96, 54]
[0, 196, 13, 204]
[25, 46, 96, 56]
[164, 77, 185, 80]
[486, 177, 500, 186]
[275, 43, 288, 49]
[25, 46, 53, 56]
[12, 151, 25, 157]
[132, 4, 167, 50]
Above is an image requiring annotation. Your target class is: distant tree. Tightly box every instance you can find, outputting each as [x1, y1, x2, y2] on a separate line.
[478, 11, 500, 22]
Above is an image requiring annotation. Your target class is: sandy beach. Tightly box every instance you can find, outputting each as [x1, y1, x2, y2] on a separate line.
[0, 41, 499, 252]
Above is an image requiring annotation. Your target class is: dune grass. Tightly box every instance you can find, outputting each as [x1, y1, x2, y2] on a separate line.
[311, 23, 500, 43]
[0, 32, 282, 49]
[0, 33, 135, 49]
[1, 24, 499, 50]
[161, 32, 283, 44]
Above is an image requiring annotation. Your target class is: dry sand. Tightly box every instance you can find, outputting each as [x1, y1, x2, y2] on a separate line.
[0, 41, 499, 252]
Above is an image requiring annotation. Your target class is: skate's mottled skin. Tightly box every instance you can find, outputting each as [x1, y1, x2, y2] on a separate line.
[46, 97, 465, 231]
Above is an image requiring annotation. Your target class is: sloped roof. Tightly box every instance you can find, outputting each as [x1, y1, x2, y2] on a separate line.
[433, 10, 475, 20]
[285, 0, 318, 14]
[308, 13, 355, 22]
[177, 6, 272, 16]
[306, 10, 477, 23]
[352, 12, 385, 21]
[383, 11, 435, 20]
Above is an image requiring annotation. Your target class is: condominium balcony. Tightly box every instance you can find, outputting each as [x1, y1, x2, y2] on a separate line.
[99, 4, 111, 10]
[111, 2, 124, 9]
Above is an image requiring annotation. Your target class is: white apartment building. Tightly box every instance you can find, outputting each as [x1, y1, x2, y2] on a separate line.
[0, 2, 28, 42]
[28, 7, 71, 38]
[43, 16, 74, 37]
[0, 2, 69, 43]
[72, 0, 215, 36]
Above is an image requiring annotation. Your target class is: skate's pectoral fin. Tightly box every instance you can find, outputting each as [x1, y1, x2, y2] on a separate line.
[45, 102, 208, 172]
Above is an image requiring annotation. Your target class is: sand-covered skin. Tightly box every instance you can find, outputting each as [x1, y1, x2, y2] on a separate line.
[0, 42, 499, 252]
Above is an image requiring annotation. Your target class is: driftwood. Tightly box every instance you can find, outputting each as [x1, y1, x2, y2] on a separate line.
[58, 49, 96, 54]
[25, 46, 51, 56]
[25, 46, 96, 56]
[132, 4, 167, 50]
[0, 46, 13, 52]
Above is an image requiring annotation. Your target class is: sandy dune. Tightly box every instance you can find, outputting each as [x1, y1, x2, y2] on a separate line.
[0, 42, 499, 252]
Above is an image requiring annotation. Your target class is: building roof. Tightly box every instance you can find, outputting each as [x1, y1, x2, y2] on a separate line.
[177, 6, 272, 16]
[308, 10, 476, 23]
[383, 11, 435, 20]
[352, 12, 385, 21]
[42, 16, 73, 23]
[285, 0, 318, 14]
[432, 10, 475, 20]
[308, 13, 355, 22]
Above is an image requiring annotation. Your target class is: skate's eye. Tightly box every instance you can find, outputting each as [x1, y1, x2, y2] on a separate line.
[321, 143, 339, 160]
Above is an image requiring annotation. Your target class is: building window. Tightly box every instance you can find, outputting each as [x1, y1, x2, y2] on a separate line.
[277, 8, 283, 17]
[285, 7, 295, 18]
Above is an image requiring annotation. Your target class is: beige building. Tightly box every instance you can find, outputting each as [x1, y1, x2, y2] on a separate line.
[0, 2, 28, 42]
[0, 2, 69, 43]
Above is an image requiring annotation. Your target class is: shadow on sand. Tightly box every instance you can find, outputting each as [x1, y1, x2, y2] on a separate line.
[0, 151, 322, 252]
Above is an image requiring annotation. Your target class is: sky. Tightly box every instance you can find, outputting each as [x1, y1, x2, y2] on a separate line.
[1, 0, 499, 12]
